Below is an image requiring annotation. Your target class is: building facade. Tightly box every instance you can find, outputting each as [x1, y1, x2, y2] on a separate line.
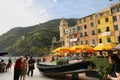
[61, 14, 98, 47]
[77, 14, 97, 47]
[96, 8, 116, 45]
[111, 3, 120, 43]
[51, 19, 68, 50]
[51, 2, 120, 49]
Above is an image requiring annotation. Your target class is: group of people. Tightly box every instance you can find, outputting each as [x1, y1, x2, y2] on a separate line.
[0, 58, 12, 72]
[14, 56, 35, 80]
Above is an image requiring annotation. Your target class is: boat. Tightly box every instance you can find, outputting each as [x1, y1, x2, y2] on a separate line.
[37, 60, 92, 78]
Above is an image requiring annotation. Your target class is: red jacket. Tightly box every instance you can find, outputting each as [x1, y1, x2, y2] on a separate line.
[14, 58, 22, 70]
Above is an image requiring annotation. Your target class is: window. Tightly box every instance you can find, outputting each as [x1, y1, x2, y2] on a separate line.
[84, 18, 86, 22]
[99, 38, 102, 43]
[107, 38, 111, 43]
[84, 32, 88, 36]
[105, 17, 109, 22]
[79, 19, 82, 23]
[91, 22, 94, 27]
[78, 26, 82, 30]
[80, 26, 82, 30]
[98, 29, 101, 33]
[97, 20, 100, 24]
[106, 27, 110, 32]
[91, 30, 95, 35]
[77, 26, 80, 31]
[90, 15, 93, 20]
[114, 25, 118, 30]
[113, 16, 117, 21]
[74, 34, 77, 38]
[112, 8, 117, 13]
[119, 6, 120, 12]
[72, 42, 74, 46]
[117, 7, 120, 12]
[81, 41, 83, 45]
[80, 33, 83, 37]
[76, 42, 78, 45]
[92, 39, 95, 45]
[84, 25, 87, 29]
[118, 6, 120, 12]
[118, 36, 120, 42]
[85, 40, 88, 45]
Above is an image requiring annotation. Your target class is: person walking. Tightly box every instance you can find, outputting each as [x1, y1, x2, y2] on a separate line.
[27, 56, 35, 77]
[107, 54, 120, 80]
[14, 56, 23, 80]
[6, 58, 12, 71]
[20, 58, 27, 80]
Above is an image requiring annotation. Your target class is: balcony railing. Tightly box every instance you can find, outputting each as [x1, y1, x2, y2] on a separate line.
[70, 38, 77, 42]
[102, 31, 111, 36]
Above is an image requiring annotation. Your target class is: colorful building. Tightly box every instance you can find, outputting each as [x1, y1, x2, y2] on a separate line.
[77, 14, 97, 47]
[96, 8, 116, 45]
[111, 2, 120, 43]
[51, 2, 120, 49]
[63, 14, 97, 47]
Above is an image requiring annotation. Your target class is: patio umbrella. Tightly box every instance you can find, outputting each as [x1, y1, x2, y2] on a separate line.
[52, 47, 75, 57]
[0, 51, 8, 56]
[94, 43, 117, 51]
[111, 44, 120, 50]
[70, 45, 95, 52]
[52, 47, 71, 53]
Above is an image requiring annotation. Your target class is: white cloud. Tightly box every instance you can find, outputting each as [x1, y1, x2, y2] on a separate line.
[0, 0, 50, 35]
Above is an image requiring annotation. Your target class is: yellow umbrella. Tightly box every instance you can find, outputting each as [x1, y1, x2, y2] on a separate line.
[70, 45, 95, 52]
[94, 43, 117, 51]
[52, 47, 71, 53]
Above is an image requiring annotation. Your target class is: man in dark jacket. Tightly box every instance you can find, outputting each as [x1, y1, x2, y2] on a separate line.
[27, 56, 35, 77]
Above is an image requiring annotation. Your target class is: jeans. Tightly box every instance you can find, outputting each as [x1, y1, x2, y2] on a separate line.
[14, 69, 20, 80]
[28, 68, 33, 76]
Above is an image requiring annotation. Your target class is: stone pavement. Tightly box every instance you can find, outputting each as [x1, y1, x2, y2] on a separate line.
[0, 64, 55, 80]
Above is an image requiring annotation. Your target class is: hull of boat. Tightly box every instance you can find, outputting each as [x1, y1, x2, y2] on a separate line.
[37, 61, 91, 77]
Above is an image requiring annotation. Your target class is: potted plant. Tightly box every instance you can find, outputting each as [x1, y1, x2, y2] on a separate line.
[56, 58, 68, 65]
[87, 56, 112, 80]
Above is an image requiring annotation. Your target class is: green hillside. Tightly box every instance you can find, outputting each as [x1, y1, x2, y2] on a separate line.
[0, 18, 77, 56]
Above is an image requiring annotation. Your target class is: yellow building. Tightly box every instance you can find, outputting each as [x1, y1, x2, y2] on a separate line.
[96, 8, 116, 45]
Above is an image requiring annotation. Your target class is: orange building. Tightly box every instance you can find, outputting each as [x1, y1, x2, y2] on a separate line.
[63, 14, 97, 47]
[111, 2, 120, 43]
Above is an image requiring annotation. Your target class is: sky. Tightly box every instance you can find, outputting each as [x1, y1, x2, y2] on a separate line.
[0, 0, 118, 35]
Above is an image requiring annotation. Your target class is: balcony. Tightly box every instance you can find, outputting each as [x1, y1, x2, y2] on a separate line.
[102, 31, 111, 36]
[70, 38, 77, 42]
